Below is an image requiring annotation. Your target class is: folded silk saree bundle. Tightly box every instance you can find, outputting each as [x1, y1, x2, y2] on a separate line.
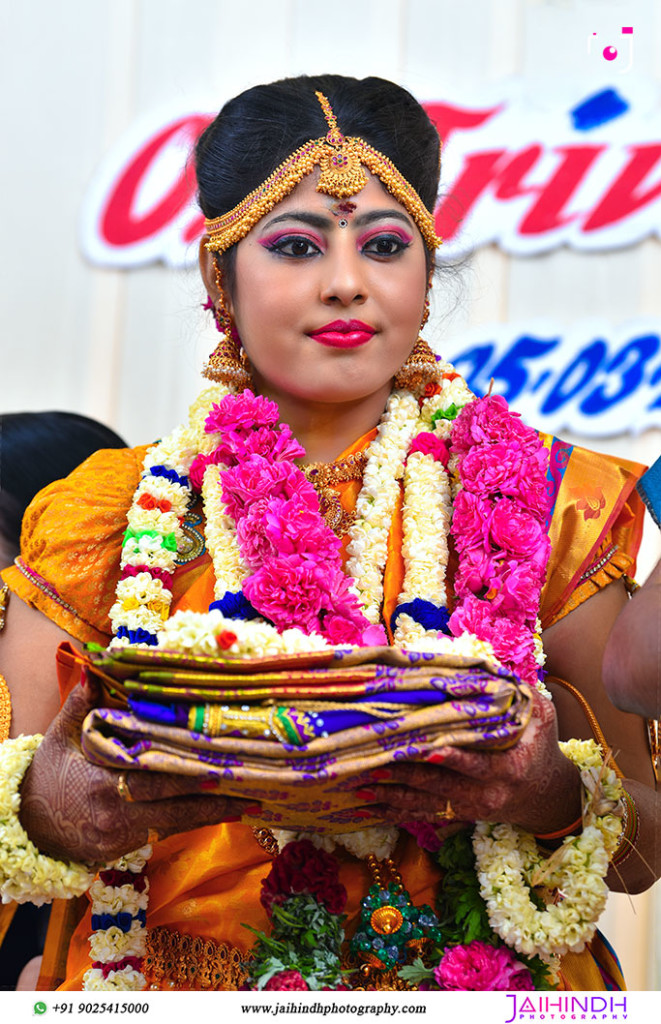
[81, 646, 533, 832]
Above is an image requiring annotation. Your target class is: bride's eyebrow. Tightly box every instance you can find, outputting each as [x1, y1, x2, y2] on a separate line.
[353, 209, 413, 228]
[260, 211, 332, 231]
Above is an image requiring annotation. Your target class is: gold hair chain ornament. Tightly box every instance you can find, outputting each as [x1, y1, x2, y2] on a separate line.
[204, 92, 442, 253]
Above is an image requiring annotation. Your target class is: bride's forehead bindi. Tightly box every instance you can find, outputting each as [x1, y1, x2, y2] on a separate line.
[330, 200, 357, 229]
[331, 200, 357, 218]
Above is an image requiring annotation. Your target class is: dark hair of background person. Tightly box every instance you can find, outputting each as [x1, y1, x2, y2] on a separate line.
[0, 411, 127, 565]
[194, 74, 442, 286]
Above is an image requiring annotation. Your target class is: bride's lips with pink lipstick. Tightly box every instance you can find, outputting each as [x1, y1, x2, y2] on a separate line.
[307, 319, 376, 348]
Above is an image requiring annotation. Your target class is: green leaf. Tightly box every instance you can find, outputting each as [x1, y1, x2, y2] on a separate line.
[398, 958, 435, 985]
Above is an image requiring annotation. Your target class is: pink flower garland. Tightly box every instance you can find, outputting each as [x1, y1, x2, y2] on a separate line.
[189, 391, 386, 647]
[449, 395, 551, 687]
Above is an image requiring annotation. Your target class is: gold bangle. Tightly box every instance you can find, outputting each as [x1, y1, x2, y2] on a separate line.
[0, 672, 11, 743]
[0, 584, 9, 632]
[611, 789, 639, 869]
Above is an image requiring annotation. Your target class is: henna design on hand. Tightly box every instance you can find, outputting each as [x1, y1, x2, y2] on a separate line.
[19, 682, 259, 863]
[358, 694, 582, 833]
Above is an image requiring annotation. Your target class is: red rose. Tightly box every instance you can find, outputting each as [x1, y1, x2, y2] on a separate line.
[260, 840, 347, 917]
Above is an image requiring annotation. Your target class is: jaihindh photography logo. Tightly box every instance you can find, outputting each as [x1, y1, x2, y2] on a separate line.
[504, 994, 628, 1022]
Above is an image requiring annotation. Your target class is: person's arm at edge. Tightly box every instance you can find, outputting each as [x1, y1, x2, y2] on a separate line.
[544, 579, 659, 894]
[602, 558, 661, 719]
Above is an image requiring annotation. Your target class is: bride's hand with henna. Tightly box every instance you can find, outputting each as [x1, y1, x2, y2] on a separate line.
[19, 678, 260, 864]
[355, 692, 582, 834]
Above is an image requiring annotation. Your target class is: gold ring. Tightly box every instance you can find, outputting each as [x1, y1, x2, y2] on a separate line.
[116, 772, 134, 803]
[435, 800, 456, 822]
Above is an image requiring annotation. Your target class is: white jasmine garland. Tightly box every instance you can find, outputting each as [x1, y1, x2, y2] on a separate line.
[394, 452, 452, 648]
[345, 389, 420, 622]
[187, 383, 233, 445]
[157, 609, 329, 657]
[119, 534, 176, 572]
[114, 574, 171, 606]
[400, 453, 451, 604]
[391, 365, 473, 649]
[110, 845, 152, 875]
[133, 475, 190, 515]
[0, 736, 95, 906]
[88, 880, 149, 916]
[142, 425, 200, 478]
[472, 739, 623, 959]
[82, 843, 152, 992]
[125, 506, 182, 536]
[272, 825, 400, 862]
[88, 920, 146, 962]
[335, 826, 400, 861]
[82, 968, 147, 991]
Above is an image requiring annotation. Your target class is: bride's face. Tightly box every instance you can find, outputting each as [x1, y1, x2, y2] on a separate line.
[208, 171, 428, 408]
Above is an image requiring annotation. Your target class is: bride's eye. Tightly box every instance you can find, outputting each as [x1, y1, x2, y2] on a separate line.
[264, 235, 322, 258]
[362, 233, 411, 257]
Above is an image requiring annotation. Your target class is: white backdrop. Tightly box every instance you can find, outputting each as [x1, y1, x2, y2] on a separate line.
[1, 0, 659, 990]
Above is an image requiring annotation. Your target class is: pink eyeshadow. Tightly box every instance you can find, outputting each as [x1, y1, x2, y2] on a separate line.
[356, 226, 413, 247]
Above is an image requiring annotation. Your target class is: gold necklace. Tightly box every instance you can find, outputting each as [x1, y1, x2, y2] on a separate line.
[302, 452, 368, 535]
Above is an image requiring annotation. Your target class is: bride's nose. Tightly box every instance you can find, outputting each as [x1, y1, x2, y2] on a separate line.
[319, 241, 367, 307]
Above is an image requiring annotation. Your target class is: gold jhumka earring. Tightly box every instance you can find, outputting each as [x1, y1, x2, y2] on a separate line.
[202, 258, 252, 389]
[393, 337, 441, 392]
[394, 268, 441, 392]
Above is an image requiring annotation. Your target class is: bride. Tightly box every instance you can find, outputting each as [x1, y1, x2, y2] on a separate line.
[0, 74, 657, 992]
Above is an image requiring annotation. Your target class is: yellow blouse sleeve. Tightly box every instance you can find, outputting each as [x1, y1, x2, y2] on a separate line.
[0, 446, 149, 644]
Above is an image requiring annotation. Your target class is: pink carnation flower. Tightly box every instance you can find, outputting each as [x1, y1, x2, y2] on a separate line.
[451, 491, 494, 554]
[213, 423, 305, 467]
[487, 558, 545, 619]
[489, 499, 549, 567]
[221, 457, 319, 521]
[360, 624, 388, 646]
[204, 390, 279, 433]
[434, 941, 534, 991]
[450, 595, 536, 676]
[451, 395, 540, 455]
[321, 613, 365, 645]
[243, 554, 326, 633]
[264, 970, 309, 991]
[262, 496, 340, 559]
[449, 593, 497, 642]
[235, 500, 277, 567]
[189, 449, 227, 492]
[487, 615, 536, 669]
[243, 424, 305, 462]
[409, 432, 450, 466]
[460, 441, 548, 506]
[453, 547, 503, 599]
[318, 571, 376, 644]
[510, 461, 553, 521]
